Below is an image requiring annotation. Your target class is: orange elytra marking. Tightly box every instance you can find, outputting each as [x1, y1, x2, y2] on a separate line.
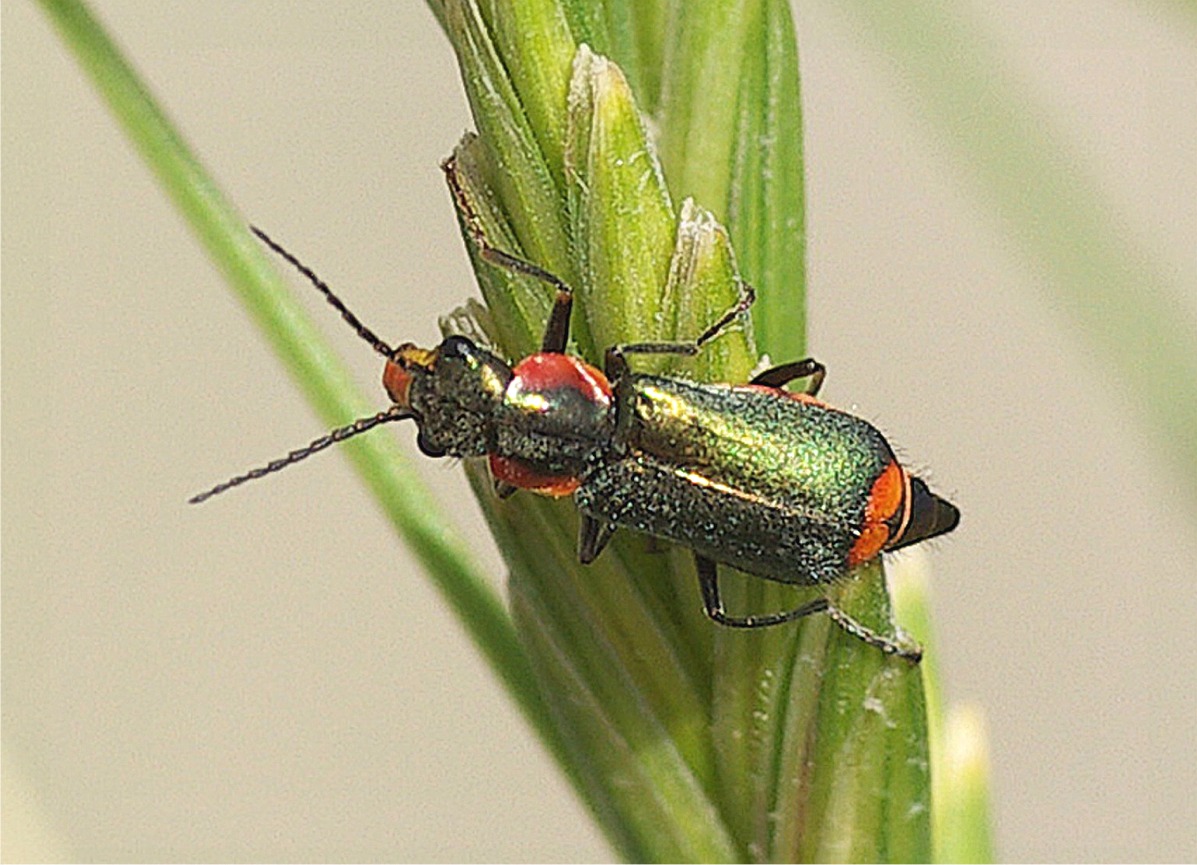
[848, 524, 890, 566]
[848, 460, 906, 565]
[867, 461, 905, 523]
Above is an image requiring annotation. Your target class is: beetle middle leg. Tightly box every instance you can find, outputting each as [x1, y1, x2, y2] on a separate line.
[694, 554, 923, 662]
[603, 283, 756, 380]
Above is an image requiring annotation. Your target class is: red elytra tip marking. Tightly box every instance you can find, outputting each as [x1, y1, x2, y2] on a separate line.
[848, 523, 890, 567]
[489, 454, 580, 497]
[510, 353, 612, 404]
[867, 460, 905, 523]
[848, 460, 906, 566]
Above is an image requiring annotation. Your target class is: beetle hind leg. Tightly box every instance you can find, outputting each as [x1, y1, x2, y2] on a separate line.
[694, 555, 922, 662]
[823, 604, 923, 663]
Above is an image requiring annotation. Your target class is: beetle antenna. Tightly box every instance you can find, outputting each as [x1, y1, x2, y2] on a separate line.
[189, 406, 413, 504]
[251, 225, 394, 360]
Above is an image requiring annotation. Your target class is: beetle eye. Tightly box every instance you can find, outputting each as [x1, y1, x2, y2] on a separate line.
[416, 430, 447, 458]
[439, 335, 476, 361]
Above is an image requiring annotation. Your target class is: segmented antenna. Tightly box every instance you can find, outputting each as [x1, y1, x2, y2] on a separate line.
[251, 225, 394, 360]
[190, 228, 413, 504]
[189, 406, 412, 504]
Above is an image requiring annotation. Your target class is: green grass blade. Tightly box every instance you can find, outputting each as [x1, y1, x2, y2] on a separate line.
[442, 25, 743, 853]
[558, 0, 671, 116]
[726, 0, 806, 358]
[442, 0, 574, 280]
[892, 552, 996, 863]
[437, 1, 936, 861]
[648, 4, 929, 858]
[475, 0, 576, 187]
[565, 47, 677, 353]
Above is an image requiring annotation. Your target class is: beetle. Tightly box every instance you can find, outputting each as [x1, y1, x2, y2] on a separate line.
[192, 156, 959, 661]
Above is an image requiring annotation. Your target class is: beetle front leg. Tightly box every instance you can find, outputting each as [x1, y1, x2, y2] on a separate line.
[578, 514, 616, 564]
[441, 153, 576, 354]
[493, 478, 519, 499]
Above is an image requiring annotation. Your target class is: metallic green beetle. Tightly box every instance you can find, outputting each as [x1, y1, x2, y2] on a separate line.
[193, 157, 959, 662]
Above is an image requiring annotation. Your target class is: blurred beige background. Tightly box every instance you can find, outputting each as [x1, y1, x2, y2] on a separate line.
[4, 1, 1195, 861]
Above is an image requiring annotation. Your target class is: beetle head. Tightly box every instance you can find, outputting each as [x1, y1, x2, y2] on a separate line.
[383, 336, 513, 458]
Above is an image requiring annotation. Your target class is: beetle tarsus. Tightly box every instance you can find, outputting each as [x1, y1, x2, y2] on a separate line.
[695, 554, 922, 662]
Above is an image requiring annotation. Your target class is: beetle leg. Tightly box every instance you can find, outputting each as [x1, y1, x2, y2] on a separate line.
[604, 283, 757, 374]
[823, 605, 923, 663]
[539, 286, 574, 354]
[694, 554, 922, 662]
[696, 554, 829, 627]
[750, 358, 826, 396]
[441, 154, 576, 354]
[493, 479, 519, 499]
[578, 515, 616, 564]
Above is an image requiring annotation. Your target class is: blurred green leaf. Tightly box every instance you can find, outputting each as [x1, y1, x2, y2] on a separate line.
[836, 0, 1197, 505]
[936, 705, 996, 864]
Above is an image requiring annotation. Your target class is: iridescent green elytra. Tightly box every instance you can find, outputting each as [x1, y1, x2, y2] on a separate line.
[192, 156, 959, 662]
[578, 375, 907, 587]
